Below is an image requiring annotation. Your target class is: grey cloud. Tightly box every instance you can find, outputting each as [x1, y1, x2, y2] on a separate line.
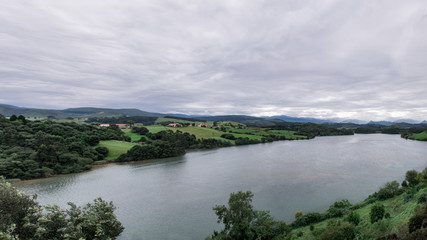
[1, 0, 427, 120]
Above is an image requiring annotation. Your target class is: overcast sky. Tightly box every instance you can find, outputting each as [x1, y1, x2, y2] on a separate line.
[1, 0, 427, 121]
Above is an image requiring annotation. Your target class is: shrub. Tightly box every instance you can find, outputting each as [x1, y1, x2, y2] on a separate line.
[346, 211, 360, 226]
[377, 181, 400, 200]
[406, 170, 419, 186]
[370, 203, 385, 224]
[417, 193, 427, 204]
[292, 212, 322, 227]
[319, 223, 356, 240]
[295, 211, 303, 219]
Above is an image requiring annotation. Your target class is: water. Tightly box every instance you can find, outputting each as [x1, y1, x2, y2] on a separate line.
[14, 134, 427, 240]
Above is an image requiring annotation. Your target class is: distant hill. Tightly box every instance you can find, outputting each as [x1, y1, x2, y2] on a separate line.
[0, 104, 165, 118]
[193, 115, 285, 127]
[269, 115, 332, 124]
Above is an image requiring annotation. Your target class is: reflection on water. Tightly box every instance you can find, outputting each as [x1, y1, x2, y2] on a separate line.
[15, 134, 427, 240]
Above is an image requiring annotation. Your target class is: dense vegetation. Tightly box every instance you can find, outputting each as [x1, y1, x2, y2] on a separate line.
[0, 178, 123, 239]
[116, 130, 231, 162]
[270, 123, 354, 138]
[86, 116, 158, 126]
[0, 114, 128, 179]
[209, 168, 427, 240]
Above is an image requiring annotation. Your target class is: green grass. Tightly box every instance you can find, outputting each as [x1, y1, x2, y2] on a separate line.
[229, 128, 306, 140]
[122, 129, 143, 142]
[409, 131, 427, 141]
[97, 140, 137, 161]
[289, 187, 427, 239]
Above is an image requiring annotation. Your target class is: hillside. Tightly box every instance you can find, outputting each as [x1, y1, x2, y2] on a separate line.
[208, 169, 427, 240]
[0, 104, 164, 119]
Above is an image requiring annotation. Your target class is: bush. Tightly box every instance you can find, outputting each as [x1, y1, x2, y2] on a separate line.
[377, 181, 400, 200]
[370, 203, 385, 224]
[346, 211, 360, 226]
[417, 193, 427, 204]
[406, 170, 419, 186]
[319, 223, 356, 240]
[292, 212, 322, 227]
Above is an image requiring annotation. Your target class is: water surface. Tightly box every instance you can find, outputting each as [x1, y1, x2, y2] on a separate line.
[15, 134, 427, 240]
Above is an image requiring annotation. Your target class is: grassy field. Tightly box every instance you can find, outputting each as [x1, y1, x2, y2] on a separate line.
[229, 128, 306, 139]
[409, 131, 427, 141]
[122, 129, 143, 142]
[289, 187, 426, 239]
[97, 140, 137, 161]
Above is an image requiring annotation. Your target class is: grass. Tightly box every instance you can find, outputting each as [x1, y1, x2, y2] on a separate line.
[97, 140, 137, 161]
[289, 186, 427, 239]
[122, 129, 143, 142]
[409, 131, 427, 141]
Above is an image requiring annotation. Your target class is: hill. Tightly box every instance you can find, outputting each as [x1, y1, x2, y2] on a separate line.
[0, 104, 164, 118]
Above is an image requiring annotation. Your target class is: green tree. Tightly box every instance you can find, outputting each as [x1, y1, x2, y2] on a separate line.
[210, 191, 288, 240]
[127, 120, 135, 128]
[406, 170, 419, 186]
[0, 178, 124, 239]
[9, 115, 17, 121]
[213, 191, 256, 240]
[370, 203, 385, 224]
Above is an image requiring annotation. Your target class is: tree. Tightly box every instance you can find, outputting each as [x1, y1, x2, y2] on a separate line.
[377, 181, 400, 200]
[17, 115, 27, 124]
[210, 191, 289, 240]
[0, 177, 124, 239]
[127, 120, 135, 128]
[370, 203, 385, 223]
[406, 170, 419, 186]
[213, 191, 256, 240]
[9, 115, 17, 121]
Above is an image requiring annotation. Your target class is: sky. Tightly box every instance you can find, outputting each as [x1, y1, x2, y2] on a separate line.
[1, 0, 427, 121]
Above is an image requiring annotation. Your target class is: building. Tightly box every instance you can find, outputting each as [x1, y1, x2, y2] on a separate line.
[100, 124, 110, 127]
[168, 123, 182, 127]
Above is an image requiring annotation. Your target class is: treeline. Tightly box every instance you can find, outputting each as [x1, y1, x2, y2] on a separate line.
[270, 123, 354, 138]
[86, 116, 158, 125]
[0, 114, 127, 180]
[117, 130, 231, 162]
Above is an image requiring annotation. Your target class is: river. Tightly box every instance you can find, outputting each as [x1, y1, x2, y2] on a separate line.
[14, 134, 427, 240]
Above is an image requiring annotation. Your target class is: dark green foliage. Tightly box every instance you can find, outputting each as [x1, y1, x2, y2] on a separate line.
[0, 178, 40, 239]
[319, 222, 356, 240]
[95, 146, 109, 158]
[406, 170, 419, 186]
[325, 199, 352, 218]
[9, 115, 17, 121]
[235, 137, 261, 145]
[210, 191, 289, 240]
[402, 180, 408, 187]
[220, 133, 236, 140]
[377, 181, 401, 200]
[0, 118, 127, 179]
[86, 116, 158, 126]
[417, 193, 427, 204]
[292, 212, 322, 227]
[270, 122, 354, 138]
[346, 211, 360, 225]
[132, 126, 149, 135]
[0, 178, 124, 239]
[370, 203, 385, 223]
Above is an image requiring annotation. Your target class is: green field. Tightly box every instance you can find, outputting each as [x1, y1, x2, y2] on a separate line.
[409, 131, 427, 141]
[229, 128, 305, 139]
[97, 140, 137, 161]
[122, 129, 144, 142]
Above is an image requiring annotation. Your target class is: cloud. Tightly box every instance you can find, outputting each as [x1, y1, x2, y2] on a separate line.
[0, 0, 426, 120]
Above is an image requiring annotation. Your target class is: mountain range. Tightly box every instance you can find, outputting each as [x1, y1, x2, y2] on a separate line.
[0, 104, 425, 125]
